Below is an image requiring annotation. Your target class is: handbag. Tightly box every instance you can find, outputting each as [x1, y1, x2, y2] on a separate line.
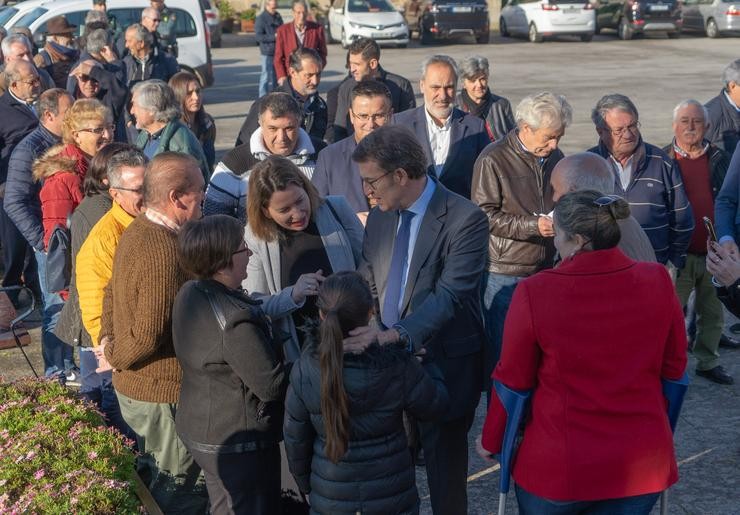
[45, 223, 72, 293]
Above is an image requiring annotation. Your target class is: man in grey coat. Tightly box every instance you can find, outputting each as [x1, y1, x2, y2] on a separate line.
[346, 125, 488, 515]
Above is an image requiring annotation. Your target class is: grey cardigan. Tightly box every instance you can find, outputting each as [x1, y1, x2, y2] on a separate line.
[243, 196, 363, 361]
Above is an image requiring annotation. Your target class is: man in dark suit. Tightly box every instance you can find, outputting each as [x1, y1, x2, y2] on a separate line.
[346, 125, 488, 515]
[393, 55, 490, 199]
[312, 80, 392, 219]
[0, 59, 43, 304]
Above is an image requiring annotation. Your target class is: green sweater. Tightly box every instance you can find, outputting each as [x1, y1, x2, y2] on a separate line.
[135, 118, 211, 181]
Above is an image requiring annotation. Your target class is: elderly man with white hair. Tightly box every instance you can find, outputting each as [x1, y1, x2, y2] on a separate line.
[131, 79, 209, 179]
[705, 59, 740, 153]
[393, 54, 490, 199]
[588, 93, 694, 270]
[0, 34, 55, 94]
[472, 91, 571, 393]
[664, 100, 734, 385]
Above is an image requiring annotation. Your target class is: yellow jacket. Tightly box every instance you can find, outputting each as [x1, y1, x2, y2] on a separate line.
[76, 202, 135, 346]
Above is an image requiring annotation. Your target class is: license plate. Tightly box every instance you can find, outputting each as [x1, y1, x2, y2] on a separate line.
[650, 4, 670, 11]
[452, 6, 473, 12]
[564, 7, 580, 13]
[371, 31, 388, 38]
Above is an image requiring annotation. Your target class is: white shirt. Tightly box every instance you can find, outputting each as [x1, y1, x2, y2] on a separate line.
[424, 108, 452, 177]
[294, 24, 306, 45]
[397, 177, 436, 312]
[609, 154, 635, 192]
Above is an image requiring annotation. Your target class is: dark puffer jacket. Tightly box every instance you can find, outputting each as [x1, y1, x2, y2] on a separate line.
[284, 342, 449, 515]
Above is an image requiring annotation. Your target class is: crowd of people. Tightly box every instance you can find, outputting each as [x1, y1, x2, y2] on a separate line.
[1, 0, 739, 512]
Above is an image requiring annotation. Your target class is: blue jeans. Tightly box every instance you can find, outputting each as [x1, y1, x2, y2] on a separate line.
[259, 54, 276, 97]
[516, 484, 661, 515]
[481, 272, 523, 401]
[34, 250, 74, 376]
[79, 349, 136, 442]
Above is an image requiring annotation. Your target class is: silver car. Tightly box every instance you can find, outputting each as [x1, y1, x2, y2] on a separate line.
[682, 0, 740, 37]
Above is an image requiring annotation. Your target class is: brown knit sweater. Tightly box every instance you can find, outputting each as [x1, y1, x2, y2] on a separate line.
[102, 215, 187, 403]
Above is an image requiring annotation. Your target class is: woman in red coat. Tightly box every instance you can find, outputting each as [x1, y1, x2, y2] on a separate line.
[479, 190, 687, 515]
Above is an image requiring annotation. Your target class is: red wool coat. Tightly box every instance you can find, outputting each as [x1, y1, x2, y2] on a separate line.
[481, 247, 687, 502]
[273, 21, 327, 81]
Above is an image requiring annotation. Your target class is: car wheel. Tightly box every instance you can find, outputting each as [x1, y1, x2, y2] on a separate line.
[706, 18, 720, 38]
[528, 22, 543, 43]
[397, 43, 408, 48]
[500, 17, 509, 37]
[667, 30, 680, 38]
[580, 33, 594, 42]
[618, 18, 633, 40]
[476, 31, 490, 44]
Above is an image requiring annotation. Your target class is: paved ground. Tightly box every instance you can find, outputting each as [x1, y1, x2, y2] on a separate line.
[2, 31, 739, 514]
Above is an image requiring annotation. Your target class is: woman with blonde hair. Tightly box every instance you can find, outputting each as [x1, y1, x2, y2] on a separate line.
[244, 155, 363, 363]
[33, 98, 113, 252]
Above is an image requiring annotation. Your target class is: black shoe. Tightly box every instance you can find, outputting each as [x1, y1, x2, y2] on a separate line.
[719, 334, 740, 349]
[696, 366, 734, 385]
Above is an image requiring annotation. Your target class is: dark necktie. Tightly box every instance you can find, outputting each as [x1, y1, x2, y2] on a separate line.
[381, 210, 415, 328]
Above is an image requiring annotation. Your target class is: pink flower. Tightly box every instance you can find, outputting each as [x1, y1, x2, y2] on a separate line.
[87, 451, 98, 460]
[25, 450, 36, 460]
[33, 469, 45, 480]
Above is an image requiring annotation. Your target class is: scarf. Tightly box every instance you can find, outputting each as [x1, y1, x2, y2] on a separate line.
[46, 40, 79, 62]
[460, 88, 493, 120]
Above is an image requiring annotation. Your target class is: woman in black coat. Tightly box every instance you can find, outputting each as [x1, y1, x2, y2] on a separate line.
[283, 271, 449, 515]
[173, 215, 288, 515]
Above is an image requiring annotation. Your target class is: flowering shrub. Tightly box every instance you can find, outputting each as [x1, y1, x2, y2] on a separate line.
[0, 378, 140, 514]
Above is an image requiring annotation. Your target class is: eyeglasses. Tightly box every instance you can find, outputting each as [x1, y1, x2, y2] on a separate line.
[147, 16, 162, 22]
[79, 75, 99, 83]
[351, 110, 389, 123]
[604, 121, 641, 138]
[110, 185, 143, 194]
[360, 170, 394, 191]
[19, 77, 41, 86]
[78, 125, 114, 134]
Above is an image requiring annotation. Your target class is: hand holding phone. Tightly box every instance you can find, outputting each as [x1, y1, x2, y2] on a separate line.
[703, 216, 718, 243]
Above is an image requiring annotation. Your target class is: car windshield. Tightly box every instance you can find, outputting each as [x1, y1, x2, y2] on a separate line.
[11, 7, 48, 30]
[347, 0, 397, 13]
[0, 7, 19, 27]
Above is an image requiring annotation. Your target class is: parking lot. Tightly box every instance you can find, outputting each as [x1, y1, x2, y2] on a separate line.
[1, 30, 738, 515]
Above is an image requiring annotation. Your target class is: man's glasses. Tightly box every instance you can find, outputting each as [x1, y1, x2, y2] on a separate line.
[79, 75, 99, 83]
[147, 16, 162, 22]
[351, 110, 389, 123]
[78, 125, 115, 134]
[110, 185, 143, 194]
[20, 77, 41, 86]
[604, 121, 640, 138]
[361, 170, 393, 191]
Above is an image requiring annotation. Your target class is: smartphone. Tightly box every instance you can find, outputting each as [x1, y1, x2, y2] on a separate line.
[703, 216, 718, 242]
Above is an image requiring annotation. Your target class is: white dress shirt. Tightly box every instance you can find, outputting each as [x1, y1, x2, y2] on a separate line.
[609, 154, 635, 192]
[424, 108, 452, 177]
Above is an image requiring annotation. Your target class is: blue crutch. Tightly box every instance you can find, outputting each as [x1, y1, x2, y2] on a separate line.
[660, 371, 690, 515]
[493, 380, 531, 515]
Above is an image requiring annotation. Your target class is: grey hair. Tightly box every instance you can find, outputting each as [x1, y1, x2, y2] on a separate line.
[458, 55, 489, 81]
[132, 79, 181, 123]
[672, 99, 709, 123]
[107, 147, 148, 186]
[142, 6, 160, 22]
[85, 28, 111, 54]
[1, 34, 32, 58]
[37, 88, 73, 118]
[591, 94, 638, 129]
[126, 23, 154, 47]
[3, 59, 34, 84]
[721, 59, 740, 89]
[84, 9, 108, 25]
[421, 55, 458, 83]
[515, 92, 573, 130]
[292, 0, 308, 9]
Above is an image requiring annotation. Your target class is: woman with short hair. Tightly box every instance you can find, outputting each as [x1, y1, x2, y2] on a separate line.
[173, 214, 287, 515]
[479, 190, 687, 515]
[456, 55, 514, 141]
[169, 71, 216, 171]
[245, 155, 363, 363]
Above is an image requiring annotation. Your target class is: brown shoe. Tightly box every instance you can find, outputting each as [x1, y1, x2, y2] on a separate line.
[696, 366, 734, 385]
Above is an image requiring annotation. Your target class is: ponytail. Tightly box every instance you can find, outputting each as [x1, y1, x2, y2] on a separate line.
[319, 310, 350, 464]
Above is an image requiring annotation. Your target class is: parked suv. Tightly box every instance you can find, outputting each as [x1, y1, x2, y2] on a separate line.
[404, 0, 490, 44]
[593, 0, 682, 39]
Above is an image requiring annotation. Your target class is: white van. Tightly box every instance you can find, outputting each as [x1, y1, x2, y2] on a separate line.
[328, 0, 410, 48]
[0, 0, 214, 86]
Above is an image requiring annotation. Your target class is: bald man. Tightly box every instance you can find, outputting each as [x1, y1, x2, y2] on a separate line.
[551, 152, 656, 262]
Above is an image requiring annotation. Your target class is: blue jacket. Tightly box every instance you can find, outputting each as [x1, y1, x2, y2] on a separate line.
[4, 124, 60, 251]
[255, 10, 283, 56]
[311, 136, 368, 214]
[588, 140, 694, 267]
[714, 141, 740, 242]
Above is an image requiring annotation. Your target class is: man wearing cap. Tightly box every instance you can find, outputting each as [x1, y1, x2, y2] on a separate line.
[34, 16, 80, 89]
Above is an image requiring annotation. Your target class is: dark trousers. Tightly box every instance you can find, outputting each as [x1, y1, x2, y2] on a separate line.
[189, 444, 281, 515]
[0, 202, 39, 302]
[419, 411, 476, 515]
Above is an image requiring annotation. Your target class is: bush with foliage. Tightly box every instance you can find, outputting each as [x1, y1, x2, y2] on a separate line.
[217, 0, 234, 20]
[0, 378, 139, 514]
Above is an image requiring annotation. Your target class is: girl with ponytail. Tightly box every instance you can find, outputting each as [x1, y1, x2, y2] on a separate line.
[284, 271, 448, 514]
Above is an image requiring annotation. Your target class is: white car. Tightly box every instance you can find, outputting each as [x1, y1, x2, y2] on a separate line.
[328, 0, 409, 48]
[0, 0, 214, 86]
[500, 0, 596, 42]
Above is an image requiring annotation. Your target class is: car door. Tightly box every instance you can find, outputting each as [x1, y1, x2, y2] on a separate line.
[507, 0, 528, 34]
[328, 0, 345, 41]
[594, 0, 622, 30]
[680, 0, 703, 31]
